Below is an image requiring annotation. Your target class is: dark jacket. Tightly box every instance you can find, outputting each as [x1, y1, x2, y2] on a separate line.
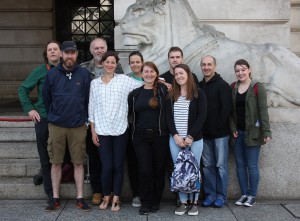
[43, 62, 92, 128]
[229, 80, 272, 146]
[166, 89, 207, 141]
[199, 73, 232, 139]
[128, 83, 168, 138]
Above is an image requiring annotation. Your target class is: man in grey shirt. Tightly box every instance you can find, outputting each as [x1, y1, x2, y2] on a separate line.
[81, 37, 123, 78]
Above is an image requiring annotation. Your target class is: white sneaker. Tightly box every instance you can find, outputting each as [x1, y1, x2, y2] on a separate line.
[188, 204, 199, 216]
[244, 196, 256, 207]
[235, 195, 248, 206]
[132, 196, 141, 207]
[175, 203, 188, 215]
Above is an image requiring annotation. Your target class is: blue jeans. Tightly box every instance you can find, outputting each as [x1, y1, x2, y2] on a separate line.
[169, 136, 203, 203]
[202, 136, 229, 201]
[233, 130, 260, 197]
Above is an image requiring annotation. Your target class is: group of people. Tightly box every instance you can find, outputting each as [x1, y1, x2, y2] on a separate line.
[18, 38, 272, 216]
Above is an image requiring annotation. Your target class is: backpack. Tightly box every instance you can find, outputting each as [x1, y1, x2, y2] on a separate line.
[231, 81, 258, 96]
[170, 148, 201, 193]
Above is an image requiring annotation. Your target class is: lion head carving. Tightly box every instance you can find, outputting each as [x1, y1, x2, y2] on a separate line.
[120, 0, 300, 108]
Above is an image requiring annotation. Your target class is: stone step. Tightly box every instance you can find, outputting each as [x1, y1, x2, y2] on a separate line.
[0, 177, 93, 200]
[0, 177, 174, 200]
[0, 127, 35, 142]
[0, 159, 40, 177]
[0, 116, 34, 128]
[0, 142, 38, 159]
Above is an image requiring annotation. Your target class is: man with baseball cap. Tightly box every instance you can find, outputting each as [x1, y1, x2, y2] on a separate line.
[43, 41, 92, 212]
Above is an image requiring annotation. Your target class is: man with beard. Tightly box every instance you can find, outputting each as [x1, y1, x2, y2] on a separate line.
[43, 41, 92, 212]
[80, 37, 123, 205]
[81, 37, 123, 77]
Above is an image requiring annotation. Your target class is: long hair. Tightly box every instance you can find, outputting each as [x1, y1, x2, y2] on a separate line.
[141, 61, 159, 109]
[43, 40, 61, 64]
[234, 59, 252, 79]
[169, 64, 198, 101]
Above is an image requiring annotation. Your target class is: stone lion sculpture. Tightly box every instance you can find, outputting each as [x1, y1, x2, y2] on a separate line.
[119, 0, 300, 108]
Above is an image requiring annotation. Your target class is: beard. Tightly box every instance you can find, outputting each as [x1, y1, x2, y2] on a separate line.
[63, 59, 76, 69]
[93, 54, 102, 63]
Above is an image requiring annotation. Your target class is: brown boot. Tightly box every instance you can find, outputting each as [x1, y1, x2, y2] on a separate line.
[91, 193, 102, 205]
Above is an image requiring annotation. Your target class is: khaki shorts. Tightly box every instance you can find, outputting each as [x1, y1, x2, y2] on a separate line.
[47, 123, 87, 164]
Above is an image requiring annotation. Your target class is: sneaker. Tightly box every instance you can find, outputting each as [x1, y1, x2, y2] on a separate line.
[188, 204, 199, 216]
[235, 195, 248, 206]
[175, 203, 188, 215]
[76, 198, 91, 212]
[244, 196, 256, 207]
[151, 204, 160, 213]
[91, 193, 102, 205]
[202, 197, 214, 207]
[45, 198, 60, 212]
[132, 196, 141, 207]
[213, 198, 225, 208]
[139, 207, 151, 215]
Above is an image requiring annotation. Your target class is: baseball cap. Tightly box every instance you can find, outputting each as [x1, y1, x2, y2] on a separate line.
[61, 41, 77, 51]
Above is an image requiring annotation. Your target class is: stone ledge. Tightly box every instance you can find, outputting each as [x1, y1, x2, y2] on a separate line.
[0, 142, 38, 159]
[269, 108, 300, 123]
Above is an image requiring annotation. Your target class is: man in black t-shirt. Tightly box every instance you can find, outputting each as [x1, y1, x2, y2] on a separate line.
[160, 47, 198, 84]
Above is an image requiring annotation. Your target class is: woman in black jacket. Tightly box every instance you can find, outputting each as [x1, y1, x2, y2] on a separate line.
[128, 62, 169, 215]
[166, 64, 207, 216]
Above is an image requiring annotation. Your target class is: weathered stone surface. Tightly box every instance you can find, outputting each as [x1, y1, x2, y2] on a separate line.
[284, 203, 300, 218]
[0, 47, 44, 62]
[0, 0, 52, 9]
[0, 12, 52, 28]
[190, 0, 290, 20]
[0, 127, 35, 141]
[228, 202, 296, 221]
[118, 0, 300, 108]
[0, 178, 93, 199]
[0, 142, 37, 159]
[0, 199, 298, 221]
[0, 30, 52, 46]
[0, 159, 39, 177]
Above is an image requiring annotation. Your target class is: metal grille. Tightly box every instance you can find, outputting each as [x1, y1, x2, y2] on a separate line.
[56, 0, 115, 63]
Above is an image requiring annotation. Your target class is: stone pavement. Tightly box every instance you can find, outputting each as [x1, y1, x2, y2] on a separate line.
[0, 199, 299, 221]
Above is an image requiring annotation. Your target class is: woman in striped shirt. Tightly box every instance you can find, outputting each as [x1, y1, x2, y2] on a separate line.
[166, 64, 207, 216]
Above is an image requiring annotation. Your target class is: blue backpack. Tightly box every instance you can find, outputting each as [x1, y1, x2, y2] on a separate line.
[170, 148, 201, 193]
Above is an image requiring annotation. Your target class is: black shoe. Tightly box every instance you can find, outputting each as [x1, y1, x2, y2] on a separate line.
[76, 198, 91, 212]
[151, 205, 160, 213]
[33, 174, 43, 185]
[45, 198, 60, 212]
[139, 207, 151, 215]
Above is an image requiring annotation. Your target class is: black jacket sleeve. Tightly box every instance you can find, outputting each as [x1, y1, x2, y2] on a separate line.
[188, 89, 207, 139]
[166, 98, 178, 136]
[216, 81, 232, 130]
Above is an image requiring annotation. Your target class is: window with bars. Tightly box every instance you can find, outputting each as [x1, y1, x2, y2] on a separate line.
[55, 0, 115, 63]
